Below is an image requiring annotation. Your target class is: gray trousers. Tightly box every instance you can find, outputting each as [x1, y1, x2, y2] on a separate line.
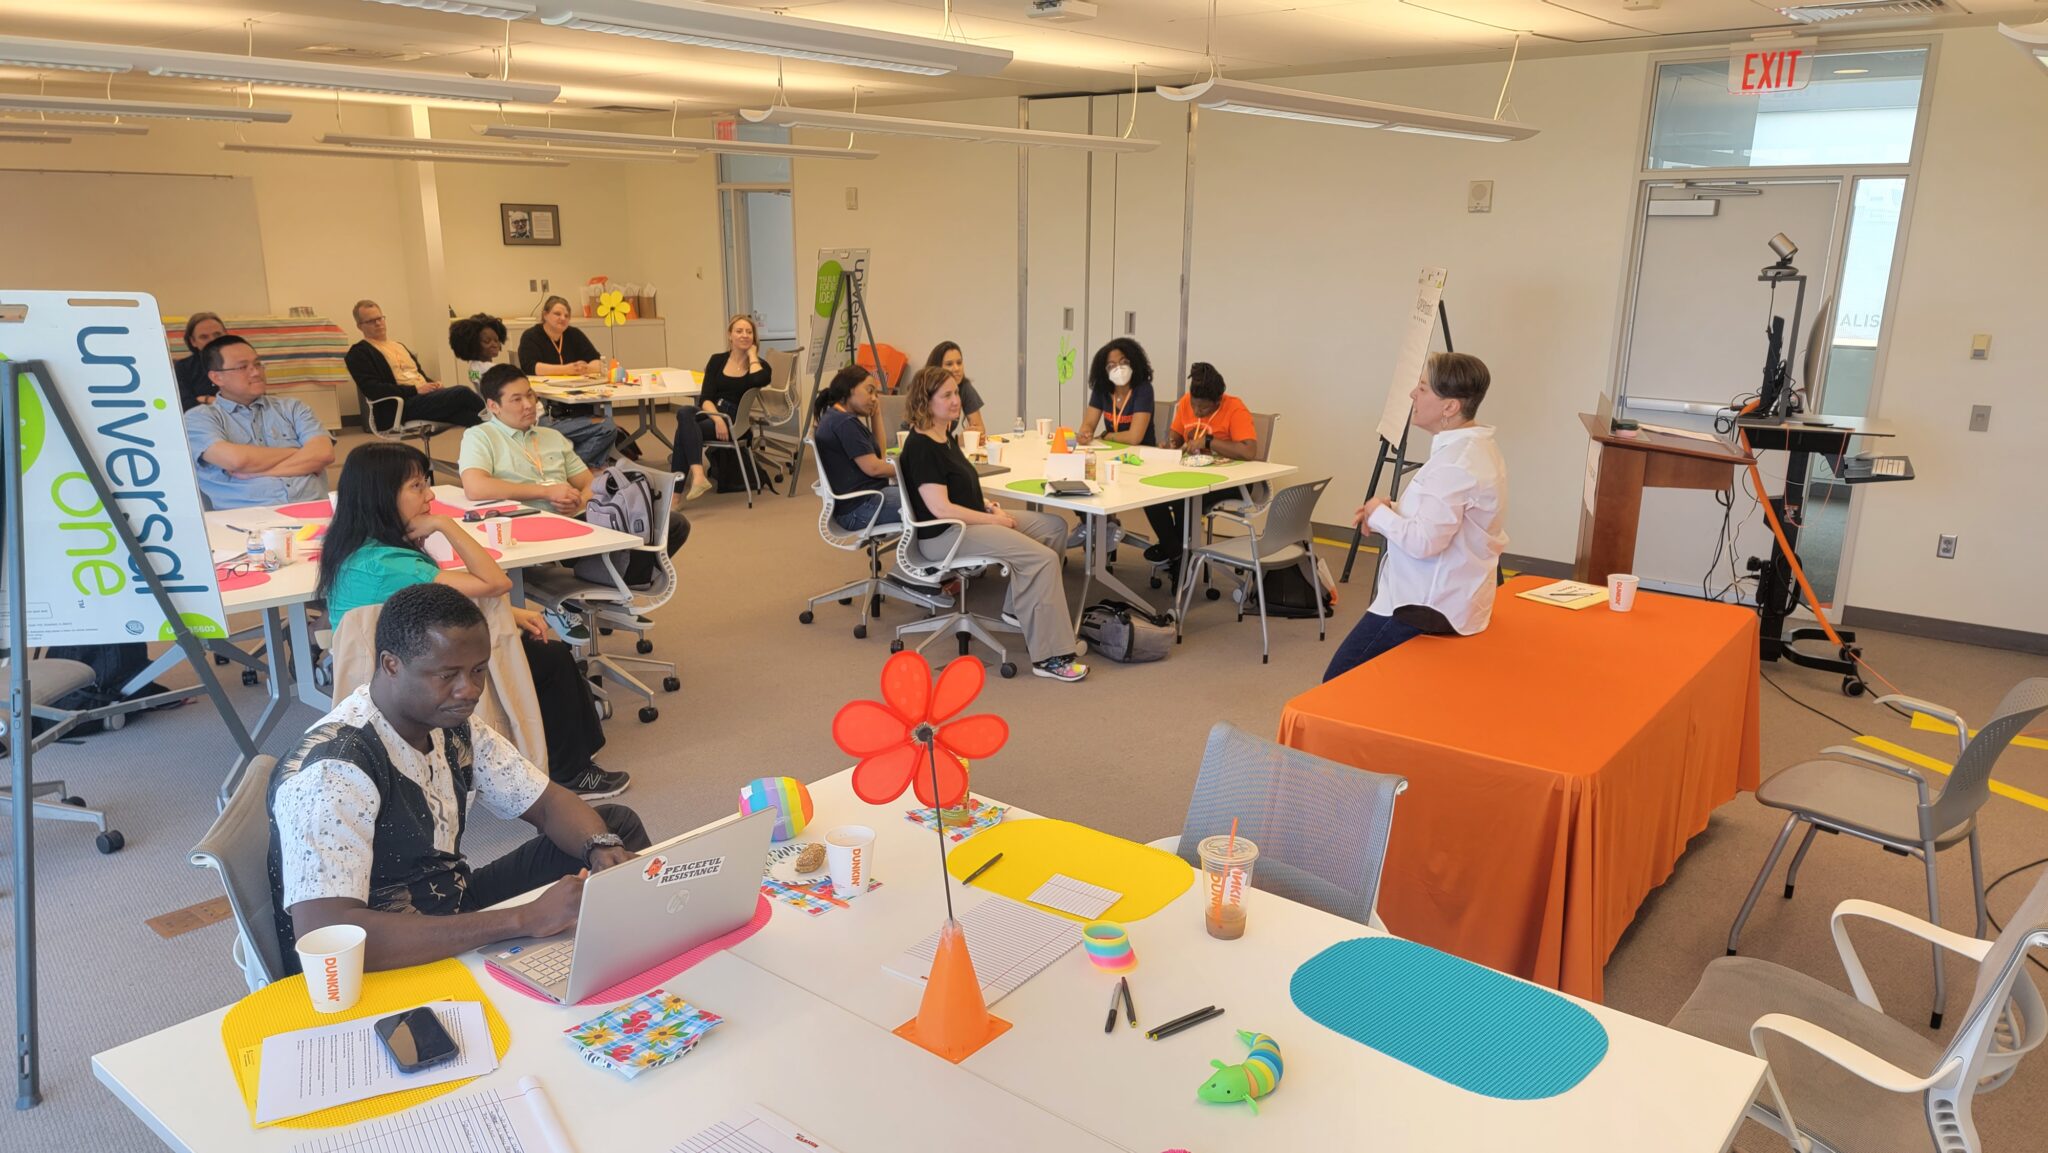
[919, 507, 1077, 663]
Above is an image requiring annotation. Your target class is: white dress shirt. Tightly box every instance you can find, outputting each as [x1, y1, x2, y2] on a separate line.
[1366, 424, 1508, 635]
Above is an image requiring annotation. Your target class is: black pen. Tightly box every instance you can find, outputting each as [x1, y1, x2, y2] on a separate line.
[1120, 976, 1136, 1027]
[962, 852, 1003, 886]
[1104, 982, 1121, 1034]
[1145, 1004, 1216, 1039]
[1150, 1006, 1224, 1041]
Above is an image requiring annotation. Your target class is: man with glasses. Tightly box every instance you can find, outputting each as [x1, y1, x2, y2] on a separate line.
[344, 299, 486, 428]
[184, 335, 335, 510]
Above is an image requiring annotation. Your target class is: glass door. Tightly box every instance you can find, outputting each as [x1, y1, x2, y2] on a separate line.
[717, 126, 798, 351]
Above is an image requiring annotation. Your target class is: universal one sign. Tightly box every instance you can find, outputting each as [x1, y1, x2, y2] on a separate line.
[1728, 38, 1817, 95]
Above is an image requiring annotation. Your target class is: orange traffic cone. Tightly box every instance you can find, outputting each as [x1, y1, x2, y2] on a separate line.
[894, 919, 1011, 1062]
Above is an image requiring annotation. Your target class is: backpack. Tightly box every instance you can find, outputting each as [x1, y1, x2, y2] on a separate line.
[1077, 599, 1174, 664]
[1244, 556, 1337, 619]
[573, 463, 659, 588]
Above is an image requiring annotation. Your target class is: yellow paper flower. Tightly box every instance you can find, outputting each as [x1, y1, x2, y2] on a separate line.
[596, 289, 633, 327]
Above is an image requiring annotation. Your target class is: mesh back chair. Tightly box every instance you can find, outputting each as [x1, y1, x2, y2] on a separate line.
[190, 753, 284, 991]
[1728, 678, 2048, 1029]
[1173, 476, 1331, 664]
[363, 395, 458, 481]
[0, 657, 124, 853]
[703, 387, 767, 507]
[885, 459, 1025, 678]
[752, 347, 809, 497]
[1676, 867, 2048, 1153]
[1167, 722, 1406, 930]
[803, 443, 949, 638]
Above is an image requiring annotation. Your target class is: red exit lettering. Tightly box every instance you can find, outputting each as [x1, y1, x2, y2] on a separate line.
[1734, 47, 1809, 94]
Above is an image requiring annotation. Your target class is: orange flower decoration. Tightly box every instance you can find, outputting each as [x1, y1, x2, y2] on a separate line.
[832, 652, 1008, 809]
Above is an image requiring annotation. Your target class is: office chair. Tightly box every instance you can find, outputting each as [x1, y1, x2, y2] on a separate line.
[884, 460, 1025, 678]
[363, 396, 459, 482]
[0, 657, 124, 853]
[1174, 477, 1332, 663]
[190, 753, 285, 991]
[703, 387, 767, 507]
[1149, 410, 1281, 595]
[803, 449, 950, 638]
[1727, 678, 2048, 1029]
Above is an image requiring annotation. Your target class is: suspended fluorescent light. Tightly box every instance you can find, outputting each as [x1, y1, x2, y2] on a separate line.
[0, 36, 560, 103]
[534, 0, 1011, 77]
[358, 0, 538, 17]
[320, 131, 698, 162]
[740, 105, 1157, 152]
[2002, 21, 2048, 71]
[0, 119, 148, 135]
[0, 93, 292, 123]
[0, 132, 71, 144]
[1159, 77, 1536, 142]
[478, 122, 879, 159]
[221, 142, 569, 166]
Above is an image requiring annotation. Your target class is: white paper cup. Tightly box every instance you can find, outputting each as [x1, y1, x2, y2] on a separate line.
[825, 824, 876, 899]
[480, 518, 513, 549]
[895, 430, 909, 449]
[1035, 418, 1052, 438]
[422, 531, 455, 564]
[262, 527, 292, 564]
[296, 924, 367, 1013]
[986, 440, 1004, 465]
[1102, 457, 1121, 483]
[960, 429, 983, 455]
[1608, 573, 1640, 613]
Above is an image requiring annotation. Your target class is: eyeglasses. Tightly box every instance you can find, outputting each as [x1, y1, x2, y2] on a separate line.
[214, 362, 265, 375]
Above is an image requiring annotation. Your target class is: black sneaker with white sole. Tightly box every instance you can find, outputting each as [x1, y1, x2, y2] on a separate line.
[566, 766, 631, 800]
[1031, 655, 1088, 682]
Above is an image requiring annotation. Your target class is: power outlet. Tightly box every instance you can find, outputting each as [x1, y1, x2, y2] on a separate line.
[845, 186, 859, 210]
[1969, 404, 1991, 432]
[1937, 534, 1958, 559]
[529, 279, 538, 291]
[540, 278, 549, 292]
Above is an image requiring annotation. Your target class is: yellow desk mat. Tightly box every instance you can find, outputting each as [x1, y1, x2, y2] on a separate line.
[223, 957, 512, 1129]
[946, 818, 1191, 922]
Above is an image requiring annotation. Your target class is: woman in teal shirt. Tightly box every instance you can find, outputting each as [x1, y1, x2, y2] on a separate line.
[316, 443, 626, 799]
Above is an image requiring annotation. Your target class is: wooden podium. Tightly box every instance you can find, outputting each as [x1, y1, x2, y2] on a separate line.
[1573, 412, 1754, 584]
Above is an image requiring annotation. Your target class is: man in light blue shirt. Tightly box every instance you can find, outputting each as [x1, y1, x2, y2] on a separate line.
[183, 335, 335, 510]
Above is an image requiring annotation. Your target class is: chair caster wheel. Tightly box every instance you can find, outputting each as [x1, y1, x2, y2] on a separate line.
[1207, 588, 1222, 601]
[597, 700, 614, 720]
[638, 706, 659, 723]
[62, 795, 87, 807]
[662, 676, 681, 692]
[97, 831, 124, 854]
[636, 639, 654, 654]
[600, 626, 614, 636]
[1842, 677, 1866, 697]
[1726, 947, 1738, 956]
[241, 670, 260, 687]
[853, 624, 868, 639]
[889, 640, 905, 653]
[838, 597, 854, 606]
[213, 653, 229, 666]
[1150, 577, 1162, 589]
[999, 663, 1017, 679]
[800, 611, 815, 624]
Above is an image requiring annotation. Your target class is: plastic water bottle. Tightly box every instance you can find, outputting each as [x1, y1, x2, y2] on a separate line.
[1012, 414, 1025, 437]
[244, 531, 267, 571]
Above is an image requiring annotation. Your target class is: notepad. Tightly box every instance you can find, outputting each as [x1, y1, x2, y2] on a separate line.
[1514, 579, 1608, 610]
[1026, 874, 1122, 919]
[885, 896, 1082, 1004]
[671, 1106, 840, 1153]
[255, 1001, 497, 1125]
[289, 1077, 571, 1153]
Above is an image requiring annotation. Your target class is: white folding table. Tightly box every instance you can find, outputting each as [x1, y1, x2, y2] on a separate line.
[530, 368, 702, 452]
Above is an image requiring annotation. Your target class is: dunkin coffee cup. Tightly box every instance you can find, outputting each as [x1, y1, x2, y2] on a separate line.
[296, 924, 367, 1013]
[825, 824, 876, 899]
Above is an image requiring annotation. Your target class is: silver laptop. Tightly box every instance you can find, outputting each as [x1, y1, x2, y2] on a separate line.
[479, 809, 773, 1003]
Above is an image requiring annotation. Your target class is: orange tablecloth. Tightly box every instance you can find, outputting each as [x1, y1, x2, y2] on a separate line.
[1278, 575, 1760, 1001]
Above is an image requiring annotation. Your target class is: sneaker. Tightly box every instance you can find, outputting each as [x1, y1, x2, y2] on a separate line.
[1001, 611, 1022, 629]
[543, 606, 590, 644]
[1031, 655, 1088, 683]
[566, 766, 631, 800]
[1142, 542, 1179, 564]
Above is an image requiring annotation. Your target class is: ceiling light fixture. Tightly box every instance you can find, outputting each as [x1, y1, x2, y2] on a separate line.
[0, 132, 71, 144]
[479, 122, 879, 159]
[534, 0, 1011, 76]
[320, 131, 698, 162]
[0, 35, 560, 104]
[221, 142, 569, 166]
[741, 104, 1156, 152]
[1159, 77, 1535, 142]
[358, 0, 538, 18]
[1832, 67, 1871, 74]
[0, 119, 148, 136]
[1777, 0, 1945, 23]
[2001, 20, 2048, 72]
[0, 93, 292, 123]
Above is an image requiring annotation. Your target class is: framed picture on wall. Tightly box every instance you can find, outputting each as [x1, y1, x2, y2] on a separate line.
[501, 203, 560, 246]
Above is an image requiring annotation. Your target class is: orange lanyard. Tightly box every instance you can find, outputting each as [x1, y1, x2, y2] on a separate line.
[1108, 388, 1130, 432]
[518, 431, 547, 476]
[548, 332, 566, 364]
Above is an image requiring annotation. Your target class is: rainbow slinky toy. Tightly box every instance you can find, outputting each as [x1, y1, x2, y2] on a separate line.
[1082, 921, 1135, 972]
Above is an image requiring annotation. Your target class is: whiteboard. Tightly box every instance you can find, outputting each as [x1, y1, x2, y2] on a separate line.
[1377, 267, 1447, 445]
[0, 171, 268, 317]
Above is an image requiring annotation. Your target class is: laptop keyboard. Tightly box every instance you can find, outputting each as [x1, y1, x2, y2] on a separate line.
[510, 939, 576, 986]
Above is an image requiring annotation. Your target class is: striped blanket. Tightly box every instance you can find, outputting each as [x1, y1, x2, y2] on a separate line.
[161, 315, 350, 391]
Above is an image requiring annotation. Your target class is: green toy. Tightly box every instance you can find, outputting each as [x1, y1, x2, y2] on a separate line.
[1198, 1030, 1283, 1114]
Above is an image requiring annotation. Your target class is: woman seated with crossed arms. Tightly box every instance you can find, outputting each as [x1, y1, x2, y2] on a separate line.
[897, 366, 1089, 684]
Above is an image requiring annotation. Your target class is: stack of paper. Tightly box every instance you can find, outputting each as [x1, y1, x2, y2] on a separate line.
[254, 1001, 497, 1125]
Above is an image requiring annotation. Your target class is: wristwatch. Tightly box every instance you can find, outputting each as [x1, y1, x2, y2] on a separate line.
[582, 833, 625, 868]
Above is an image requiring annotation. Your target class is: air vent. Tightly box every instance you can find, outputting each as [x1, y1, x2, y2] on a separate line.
[1776, 0, 1949, 24]
[592, 103, 667, 114]
[299, 43, 432, 62]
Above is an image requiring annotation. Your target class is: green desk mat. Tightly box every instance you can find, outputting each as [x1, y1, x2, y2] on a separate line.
[1141, 470, 1227, 489]
[1005, 479, 1048, 495]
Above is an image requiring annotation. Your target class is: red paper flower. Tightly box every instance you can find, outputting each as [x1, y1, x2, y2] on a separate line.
[832, 652, 1008, 809]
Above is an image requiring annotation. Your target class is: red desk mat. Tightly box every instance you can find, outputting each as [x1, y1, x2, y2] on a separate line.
[513, 518, 595, 543]
[215, 569, 272, 591]
[438, 546, 501, 570]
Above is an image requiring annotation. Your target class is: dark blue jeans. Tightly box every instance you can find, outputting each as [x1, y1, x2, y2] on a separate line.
[1322, 612, 1422, 682]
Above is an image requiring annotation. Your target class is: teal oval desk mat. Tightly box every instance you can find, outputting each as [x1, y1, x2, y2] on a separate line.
[1289, 937, 1608, 1099]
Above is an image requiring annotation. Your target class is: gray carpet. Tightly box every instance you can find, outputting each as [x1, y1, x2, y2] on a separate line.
[5, 434, 2045, 1151]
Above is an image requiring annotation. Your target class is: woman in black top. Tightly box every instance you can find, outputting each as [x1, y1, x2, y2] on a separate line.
[515, 295, 623, 469]
[898, 366, 1087, 683]
[697, 314, 771, 441]
[175, 312, 226, 410]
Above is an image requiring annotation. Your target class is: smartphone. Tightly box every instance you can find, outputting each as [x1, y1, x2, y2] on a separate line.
[374, 1007, 461, 1074]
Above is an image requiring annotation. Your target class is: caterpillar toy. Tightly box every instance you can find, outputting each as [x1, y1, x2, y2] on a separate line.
[1197, 1030, 1283, 1115]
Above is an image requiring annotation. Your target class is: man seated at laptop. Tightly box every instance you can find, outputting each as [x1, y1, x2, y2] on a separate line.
[458, 364, 689, 556]
[267, 582, 651, 973]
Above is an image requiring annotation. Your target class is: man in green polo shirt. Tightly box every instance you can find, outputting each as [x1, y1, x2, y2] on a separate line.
[459, 364, 593, 515]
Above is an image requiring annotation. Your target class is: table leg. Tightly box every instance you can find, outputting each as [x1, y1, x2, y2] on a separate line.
[510, 569, 527, 608]
[1174, 495, 1197, 635]
[247, 609, 289, 747]
[1084, 513, 1158, 614]
[643, 399, 673, 451]
[287, 602, 326, 712]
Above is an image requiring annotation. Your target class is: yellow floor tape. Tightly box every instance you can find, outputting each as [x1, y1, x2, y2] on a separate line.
[1908, 712, 2048, 753]
[1854, 735, 2048, 815]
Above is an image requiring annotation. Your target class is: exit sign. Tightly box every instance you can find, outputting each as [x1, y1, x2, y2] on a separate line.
[1729, 39, 1816, 94]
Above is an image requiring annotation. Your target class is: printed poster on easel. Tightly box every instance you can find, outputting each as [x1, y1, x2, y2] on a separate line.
[808, 247, 872, 379]
[1376, 267, 1449, 445]
[0, 290, 226, 646]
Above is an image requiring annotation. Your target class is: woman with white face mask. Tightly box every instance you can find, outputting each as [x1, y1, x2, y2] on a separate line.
[1078, 338, 1156, 447]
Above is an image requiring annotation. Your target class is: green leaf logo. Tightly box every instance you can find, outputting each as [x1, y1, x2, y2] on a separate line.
[814, 260, 844, 318]
[1, 354, 45, 474]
